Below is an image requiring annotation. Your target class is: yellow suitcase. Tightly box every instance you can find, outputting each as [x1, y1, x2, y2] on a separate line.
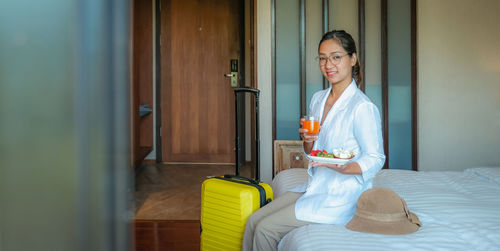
[200, 175, 273, 251]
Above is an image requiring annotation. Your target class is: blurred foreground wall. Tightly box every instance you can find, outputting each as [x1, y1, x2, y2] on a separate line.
[0, 1, 132, 250]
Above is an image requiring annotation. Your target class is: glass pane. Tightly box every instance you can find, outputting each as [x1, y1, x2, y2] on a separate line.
[364, 0, 382, 112]
[306, 0, 324, 109]
[276, 0, 300, 139]
[388, 0, 412, 170]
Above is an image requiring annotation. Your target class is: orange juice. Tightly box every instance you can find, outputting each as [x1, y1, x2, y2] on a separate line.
[303, 120, 320, 134]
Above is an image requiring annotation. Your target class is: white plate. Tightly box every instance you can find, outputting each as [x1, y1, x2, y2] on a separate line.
[305, 154, 351, 165]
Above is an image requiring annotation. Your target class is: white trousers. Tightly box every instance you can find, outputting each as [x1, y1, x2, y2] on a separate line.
[242, 192, 311, 251]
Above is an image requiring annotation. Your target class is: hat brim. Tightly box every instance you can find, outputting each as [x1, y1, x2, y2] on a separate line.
[346, 213, 420, 235]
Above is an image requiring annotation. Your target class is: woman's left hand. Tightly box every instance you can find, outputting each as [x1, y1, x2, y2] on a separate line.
[309, 161, 348, 172]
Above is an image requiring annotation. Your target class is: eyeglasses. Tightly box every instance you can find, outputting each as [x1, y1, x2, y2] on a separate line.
[316, 53, 348, 66]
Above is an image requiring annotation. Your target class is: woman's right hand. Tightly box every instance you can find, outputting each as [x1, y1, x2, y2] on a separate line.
[299, 118, 319, 143]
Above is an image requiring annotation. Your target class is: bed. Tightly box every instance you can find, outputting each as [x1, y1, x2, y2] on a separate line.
[270, 167, 500, 250]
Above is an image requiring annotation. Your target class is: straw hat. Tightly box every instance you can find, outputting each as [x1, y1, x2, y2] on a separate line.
[346, 188, 421, 235]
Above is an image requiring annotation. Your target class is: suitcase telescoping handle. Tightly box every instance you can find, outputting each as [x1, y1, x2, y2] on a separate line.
[234, 87, 260, 180]
[234, 87, 259, 95]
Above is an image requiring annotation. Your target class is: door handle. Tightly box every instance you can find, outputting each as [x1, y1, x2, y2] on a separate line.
[225, 59, 238, 87]
[224, 72, 238, 87]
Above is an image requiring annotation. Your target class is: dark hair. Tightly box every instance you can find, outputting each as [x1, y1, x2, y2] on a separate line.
[318, 30, 362, 84]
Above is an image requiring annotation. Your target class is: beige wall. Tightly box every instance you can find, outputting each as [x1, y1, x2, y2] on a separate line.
[257, 0, 273, 183]
[418, 0, 500, 171]
[329, 0, 358, 43]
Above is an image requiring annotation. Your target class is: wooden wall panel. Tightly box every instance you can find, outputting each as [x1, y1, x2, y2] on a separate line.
[132, 0, 154, 166]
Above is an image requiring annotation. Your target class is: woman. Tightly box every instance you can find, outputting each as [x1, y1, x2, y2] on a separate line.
[242, 30, 385, 251]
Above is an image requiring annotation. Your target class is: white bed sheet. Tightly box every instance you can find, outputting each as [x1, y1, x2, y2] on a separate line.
[278, 168, 500, 251]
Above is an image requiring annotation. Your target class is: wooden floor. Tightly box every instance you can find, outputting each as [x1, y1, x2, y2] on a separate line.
[134, 163, 252, 251]
[134, 219, 200, 251]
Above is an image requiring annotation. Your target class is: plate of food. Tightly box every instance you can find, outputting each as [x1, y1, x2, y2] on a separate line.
[305, 149, 355, 165]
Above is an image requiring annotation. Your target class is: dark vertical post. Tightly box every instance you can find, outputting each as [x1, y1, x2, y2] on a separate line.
[358, 0, 366, 91]
[381, 0, 389, 169]
[411, 0, 418, 171]
[238, 0, 246, 171]
[322, 0, 329, 89]
[299, 0, 306, 117]
[155, 0, 162, 163]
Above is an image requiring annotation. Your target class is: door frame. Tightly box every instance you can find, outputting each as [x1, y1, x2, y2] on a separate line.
[154, 0, 162, 162]
[154, 0, 257, 166]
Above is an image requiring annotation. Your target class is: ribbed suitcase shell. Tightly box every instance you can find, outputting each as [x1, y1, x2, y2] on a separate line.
[200, 177, 273, 251]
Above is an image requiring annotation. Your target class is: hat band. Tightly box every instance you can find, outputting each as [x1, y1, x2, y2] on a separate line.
[354, 209, 407, 222]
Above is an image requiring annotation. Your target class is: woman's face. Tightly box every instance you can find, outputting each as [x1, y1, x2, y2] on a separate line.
[318, 39, 356, 86]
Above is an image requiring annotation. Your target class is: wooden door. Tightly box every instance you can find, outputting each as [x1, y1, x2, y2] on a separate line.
[161, 0, 242, 163]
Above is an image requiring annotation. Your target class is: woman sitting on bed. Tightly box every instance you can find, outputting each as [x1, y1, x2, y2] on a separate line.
[242, 30, 386, 251]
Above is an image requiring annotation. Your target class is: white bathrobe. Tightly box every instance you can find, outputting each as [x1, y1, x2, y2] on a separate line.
[292, 80, 386, 224]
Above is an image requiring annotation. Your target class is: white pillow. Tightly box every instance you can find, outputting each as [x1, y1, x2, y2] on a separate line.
[465, 167, 500, 185]
[271, 168, 308, 199]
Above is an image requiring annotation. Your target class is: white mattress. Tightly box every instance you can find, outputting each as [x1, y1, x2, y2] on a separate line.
[278, 168, 500, 251]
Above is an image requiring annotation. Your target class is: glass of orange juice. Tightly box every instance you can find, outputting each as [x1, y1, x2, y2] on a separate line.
[302, 115, 320, 134]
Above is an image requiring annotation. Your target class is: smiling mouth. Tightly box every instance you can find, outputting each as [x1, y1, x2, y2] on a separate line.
[327, 71, 337, 77]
